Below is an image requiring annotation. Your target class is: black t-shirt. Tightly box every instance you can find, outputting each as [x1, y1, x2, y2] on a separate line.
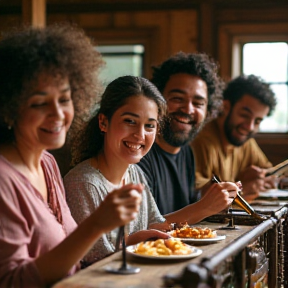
[137, 143, 197, 215]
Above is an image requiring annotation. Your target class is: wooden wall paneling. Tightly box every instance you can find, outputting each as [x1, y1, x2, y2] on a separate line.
[0, 1, 20, 31]
[48, 12, 113, 28]
[134, 10, 171, 66]
[78, 12, 115, 28]
[47, 9, 198, 77]
[114, 12, 135, 27]
[217, 24, 232, 82]
[0, 15, 22, 32]
[168, 10, 198, 54]
[134, 10, 198, 65]
[255, 136, 288, 165]
[216, 7, 288, 23]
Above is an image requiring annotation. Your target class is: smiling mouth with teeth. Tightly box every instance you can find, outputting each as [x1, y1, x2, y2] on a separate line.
[174, 116, 194, 125]
[42, 126, 63, 133]
[124, 142, 143, 150]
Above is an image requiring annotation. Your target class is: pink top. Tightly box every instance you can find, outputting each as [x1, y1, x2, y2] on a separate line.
[0, 151, 78, 288]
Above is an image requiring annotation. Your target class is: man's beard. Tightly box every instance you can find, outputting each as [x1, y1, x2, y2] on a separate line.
[224, 111, 253, 147]
[161, 112, 204, 147]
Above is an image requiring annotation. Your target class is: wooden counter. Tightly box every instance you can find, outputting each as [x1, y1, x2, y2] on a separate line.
[53, 222, 262, 288]
[52, 196, 288, 288]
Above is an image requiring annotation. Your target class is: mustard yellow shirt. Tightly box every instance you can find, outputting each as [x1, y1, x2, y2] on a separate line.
[191, 119, 272, 189]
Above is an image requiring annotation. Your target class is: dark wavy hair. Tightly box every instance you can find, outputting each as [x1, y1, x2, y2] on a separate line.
[151, 51, 224, 122]
[71, 75, 166, 166]
[0, 23, 104, 144]
[223, 74, 277, 116]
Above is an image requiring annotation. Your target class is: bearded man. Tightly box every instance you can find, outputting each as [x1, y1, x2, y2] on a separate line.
[191, 74, 277, 202]
[138, 52, 225, 214]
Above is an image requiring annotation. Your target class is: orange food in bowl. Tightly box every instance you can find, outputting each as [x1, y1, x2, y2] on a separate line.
[169, 225, 217, 239]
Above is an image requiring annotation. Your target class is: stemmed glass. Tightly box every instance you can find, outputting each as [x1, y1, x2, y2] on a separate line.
[105, 225, 140, 274]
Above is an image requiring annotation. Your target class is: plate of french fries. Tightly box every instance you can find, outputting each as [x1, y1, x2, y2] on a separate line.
[127, 238, 202, 259]
[167, 225, 226, 244]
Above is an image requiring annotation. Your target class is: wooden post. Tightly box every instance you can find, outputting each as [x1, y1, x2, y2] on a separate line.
[22, 0, 46, 27]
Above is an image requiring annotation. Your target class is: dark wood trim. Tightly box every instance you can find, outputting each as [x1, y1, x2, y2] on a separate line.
[46, 2, 198, 14]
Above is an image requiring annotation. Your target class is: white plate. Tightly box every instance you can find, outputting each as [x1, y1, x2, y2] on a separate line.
[126, 244, 202, 260]
[174, 235, 226, 244]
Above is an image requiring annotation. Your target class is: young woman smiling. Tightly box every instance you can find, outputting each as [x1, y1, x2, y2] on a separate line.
[64, 76, 170, 266]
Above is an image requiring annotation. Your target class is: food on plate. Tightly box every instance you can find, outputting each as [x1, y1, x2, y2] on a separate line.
[134, 238, 193, 256]
[169, 224, 217, 239]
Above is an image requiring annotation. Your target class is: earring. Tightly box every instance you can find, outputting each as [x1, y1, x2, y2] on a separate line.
[8, 125, 11, 130]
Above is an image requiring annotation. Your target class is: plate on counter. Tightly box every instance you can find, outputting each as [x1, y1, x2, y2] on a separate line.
[258, 189, 288, 199]
[174, 235, 226, 244]
[126, 244, 202, 260]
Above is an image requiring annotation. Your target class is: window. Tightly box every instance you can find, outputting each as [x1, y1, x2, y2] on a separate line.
[96, 45, 144, 87]
[241, 42, 288, 132]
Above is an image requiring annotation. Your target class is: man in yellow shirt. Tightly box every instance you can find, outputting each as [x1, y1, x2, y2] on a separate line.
[191, 75, 277, 201]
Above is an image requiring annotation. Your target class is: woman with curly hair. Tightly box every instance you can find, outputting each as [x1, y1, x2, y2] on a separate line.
[0, 24, 142, 287]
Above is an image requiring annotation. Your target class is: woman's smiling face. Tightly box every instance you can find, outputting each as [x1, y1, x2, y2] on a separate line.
[14, 74, 74, 152]
[100, 95, 158, 165]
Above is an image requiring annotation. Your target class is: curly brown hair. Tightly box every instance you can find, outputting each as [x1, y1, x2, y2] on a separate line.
[0, 23, 104, 144]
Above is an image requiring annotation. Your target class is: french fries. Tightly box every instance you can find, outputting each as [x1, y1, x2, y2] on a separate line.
[169, 225, 217, 239]
[134, 238, 193, 256]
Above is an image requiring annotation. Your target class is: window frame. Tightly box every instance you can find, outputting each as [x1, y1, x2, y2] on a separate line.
[96, 44, 145, 86]
[85, 27, 159, 79]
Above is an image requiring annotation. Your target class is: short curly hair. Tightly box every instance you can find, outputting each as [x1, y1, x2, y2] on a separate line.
[0, 23, 104, 144]
[223, 74, 277, 116]
[151, 51, 224, 122]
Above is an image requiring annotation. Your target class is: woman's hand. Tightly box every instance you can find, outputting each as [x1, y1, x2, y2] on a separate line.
[90, 183, 143, 234]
